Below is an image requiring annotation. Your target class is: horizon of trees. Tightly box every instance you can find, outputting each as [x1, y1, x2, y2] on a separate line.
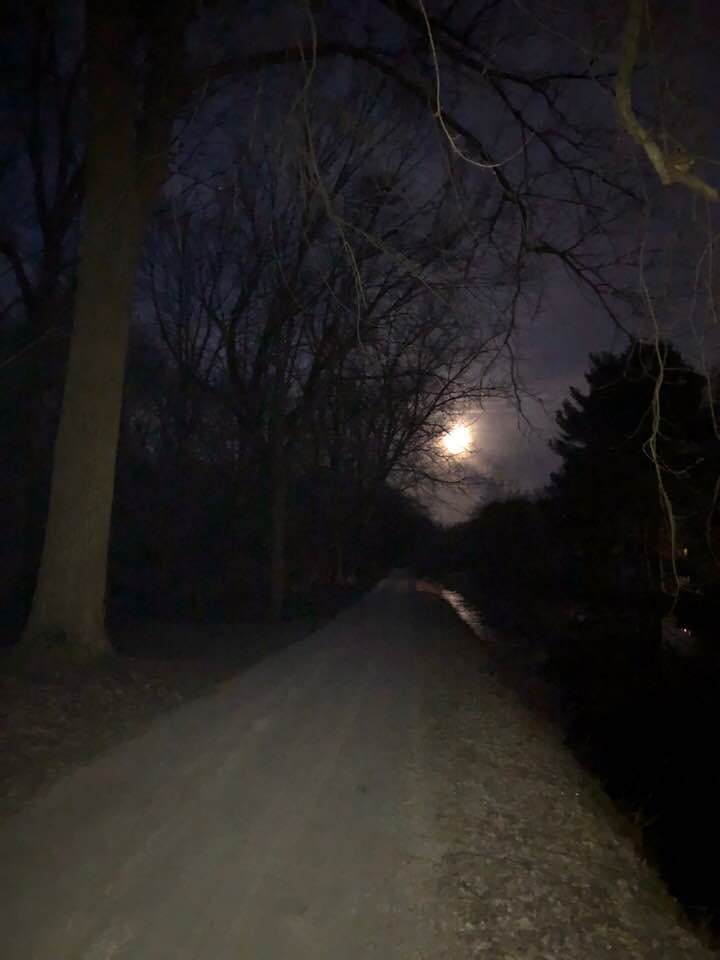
[1, 8, 505, 638]
[1, 1, 717, 653]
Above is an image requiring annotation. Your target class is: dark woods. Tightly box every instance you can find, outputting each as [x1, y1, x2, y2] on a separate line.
[4, 0, 713, 650]
[1, 5, 485, 637]
[433, 340, 720, 933]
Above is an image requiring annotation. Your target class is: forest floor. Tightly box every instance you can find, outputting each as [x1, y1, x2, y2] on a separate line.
[0, 576, 716, 958]
[0, 617, 317, 822]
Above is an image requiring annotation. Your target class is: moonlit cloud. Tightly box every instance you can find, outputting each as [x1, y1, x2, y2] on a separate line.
[442, 423, 472, 456]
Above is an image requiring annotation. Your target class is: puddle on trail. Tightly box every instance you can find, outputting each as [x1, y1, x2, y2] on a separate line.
[438, 589, 487, 640]
[416, 579, 492, 644]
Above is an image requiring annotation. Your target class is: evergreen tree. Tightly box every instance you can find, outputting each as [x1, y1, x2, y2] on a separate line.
[550, 339, 707, 611]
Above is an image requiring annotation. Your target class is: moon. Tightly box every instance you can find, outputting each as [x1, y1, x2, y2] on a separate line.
[442, 423, 472, 456]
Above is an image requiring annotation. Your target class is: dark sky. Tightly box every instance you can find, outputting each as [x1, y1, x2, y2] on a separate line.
[419, 0, 720, 518]
[8, 0, 719, 525]
[476, 287, 622, 490]
[432, 290, 623, 523]
[132, 0, 720, 515]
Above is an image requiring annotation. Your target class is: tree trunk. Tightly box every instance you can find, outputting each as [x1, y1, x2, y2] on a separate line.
[17, 293, 69, 609]
[24, 11, 148, 653]
[269, 449, 288, 622]
[268, 397, 290, 621]
[333, 527, 344, 584]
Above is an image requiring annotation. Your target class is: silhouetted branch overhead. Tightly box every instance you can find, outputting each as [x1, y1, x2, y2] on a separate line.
[615, 0, 718, 202]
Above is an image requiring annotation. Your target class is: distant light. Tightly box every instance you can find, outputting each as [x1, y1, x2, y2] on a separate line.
[443, 423, 472, 456]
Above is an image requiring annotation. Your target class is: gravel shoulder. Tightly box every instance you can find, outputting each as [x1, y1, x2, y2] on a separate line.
[413, 589, 716, 958]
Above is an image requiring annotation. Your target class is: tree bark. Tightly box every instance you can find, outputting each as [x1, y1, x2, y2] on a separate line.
[24, 10, 149, 653]
[267, 373, 291, 621]
[615, 0, 718, 202]
[269, 436, 288, 622]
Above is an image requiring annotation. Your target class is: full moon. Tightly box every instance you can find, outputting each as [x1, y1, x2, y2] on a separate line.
[442, 423, 472, 456]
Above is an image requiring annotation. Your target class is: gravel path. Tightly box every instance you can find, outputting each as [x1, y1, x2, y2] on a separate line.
[0, 574, 714, 958]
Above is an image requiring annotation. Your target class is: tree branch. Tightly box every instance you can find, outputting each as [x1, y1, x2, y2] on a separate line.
[615, 0, 718, 202]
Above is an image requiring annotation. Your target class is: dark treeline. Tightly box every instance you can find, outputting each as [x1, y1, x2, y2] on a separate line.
[430, 339, 720, 933]
[2, 308, 438, 635]
[1, 7, 498, 638]
[4, 0, 715, 656]
[2, 282, 442, 633]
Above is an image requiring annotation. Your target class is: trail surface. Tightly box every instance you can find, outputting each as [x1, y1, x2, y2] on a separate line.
[0, 575, 713, 958]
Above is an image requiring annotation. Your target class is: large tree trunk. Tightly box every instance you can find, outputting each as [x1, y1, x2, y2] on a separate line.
[269, 443, 288, 622]
[24, 10, 149, 653]
[333, 525, 345, 585]
[267, 386, 291, 621]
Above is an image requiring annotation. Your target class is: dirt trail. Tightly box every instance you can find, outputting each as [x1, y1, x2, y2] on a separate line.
[0, 575, 714, 958]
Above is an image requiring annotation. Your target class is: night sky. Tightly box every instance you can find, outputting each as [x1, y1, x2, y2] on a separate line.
[436, 0, 720, 510]
[3, 0, 719, 514]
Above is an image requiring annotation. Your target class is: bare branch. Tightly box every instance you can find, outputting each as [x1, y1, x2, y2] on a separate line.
[615, 0, 718, 202]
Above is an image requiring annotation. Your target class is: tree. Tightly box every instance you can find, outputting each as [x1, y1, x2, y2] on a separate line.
[615, 0, 718, 202]
[25, 1, 191, 651]
[140, 79, 503, 614]
[550, 339, 707, 609]
[21, 0, 661, 652]
[0, 6, 83, 625]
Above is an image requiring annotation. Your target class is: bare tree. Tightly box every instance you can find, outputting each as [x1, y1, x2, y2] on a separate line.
[140, 76, 508, 613]
[608, 0, 720, 593]
[21, 0, 653, 651]
[614, 0, 717, 202]
[25, 1, 191, 651]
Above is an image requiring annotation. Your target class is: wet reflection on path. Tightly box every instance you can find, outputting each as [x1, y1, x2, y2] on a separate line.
[415, 580, 488, 642]
[439, 589, 486, 639]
